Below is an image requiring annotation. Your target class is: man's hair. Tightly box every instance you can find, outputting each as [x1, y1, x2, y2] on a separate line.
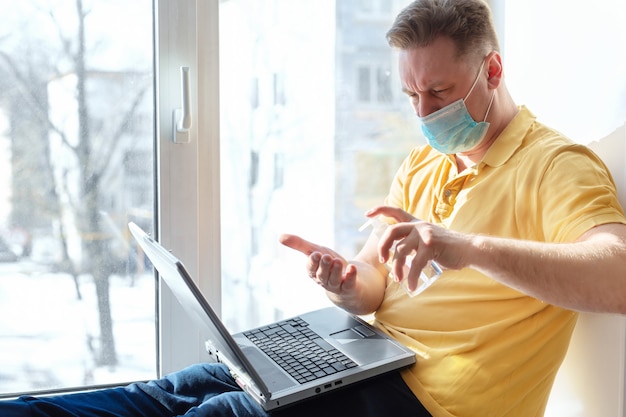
[387, 0, 500, 62]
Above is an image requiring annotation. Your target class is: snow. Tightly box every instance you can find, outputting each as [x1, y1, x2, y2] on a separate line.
[0, 260, 156, 393]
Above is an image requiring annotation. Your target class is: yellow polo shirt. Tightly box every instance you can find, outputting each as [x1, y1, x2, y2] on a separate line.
[374, 106, 626, 417]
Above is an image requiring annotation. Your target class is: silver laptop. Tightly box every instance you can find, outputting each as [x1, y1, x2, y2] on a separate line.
[129, 222, 415, 411]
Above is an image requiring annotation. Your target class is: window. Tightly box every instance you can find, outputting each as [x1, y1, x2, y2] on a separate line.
[376, 67, 393, 102]
[358, 66, 372, 101]
[0, 0, 421, 396]
[0, 0, 156, 394]
[356, 0, 394, 18]
[357, 64, 393, 104]
[219, 0, 419, 334]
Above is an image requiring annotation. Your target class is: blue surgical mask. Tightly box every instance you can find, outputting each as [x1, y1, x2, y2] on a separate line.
[419, 60, 495, 154]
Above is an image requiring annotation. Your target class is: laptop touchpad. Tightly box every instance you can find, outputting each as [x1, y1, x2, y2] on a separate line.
[330, 329, 405, 363]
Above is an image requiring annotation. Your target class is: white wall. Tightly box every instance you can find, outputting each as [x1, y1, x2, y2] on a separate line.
[546, 124, 626, 417]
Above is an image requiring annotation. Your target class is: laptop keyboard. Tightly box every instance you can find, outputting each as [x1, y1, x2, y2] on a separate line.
[243, 317, 358, 384]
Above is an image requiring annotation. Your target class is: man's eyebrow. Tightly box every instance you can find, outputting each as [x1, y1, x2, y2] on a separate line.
[402, 81, 451, 96]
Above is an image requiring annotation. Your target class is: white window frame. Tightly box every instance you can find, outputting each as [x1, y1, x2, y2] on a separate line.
[156, 0, 221, 374]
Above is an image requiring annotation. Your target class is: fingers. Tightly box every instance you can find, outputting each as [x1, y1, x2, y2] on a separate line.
[402, 254, 426, 291]
[308, 252, 358, 294]
[366, 205, 416, 223]
[379, 223, 430, 289]
[377, 222, 411, 264]
[314, 254, 343, 288]
[278, 233, 320, 256]
[279, 233, 353, 294]
[310, 254, 347, 288]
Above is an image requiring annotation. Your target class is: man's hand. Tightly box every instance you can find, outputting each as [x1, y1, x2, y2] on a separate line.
[366, 206, 467, 291]
[278, 234, 358, 295]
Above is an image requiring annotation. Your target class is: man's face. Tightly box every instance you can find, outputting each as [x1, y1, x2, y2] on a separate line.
[399, 36, 489, 121]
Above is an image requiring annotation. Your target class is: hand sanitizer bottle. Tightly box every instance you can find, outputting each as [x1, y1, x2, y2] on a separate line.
[359, 216, 442, 297]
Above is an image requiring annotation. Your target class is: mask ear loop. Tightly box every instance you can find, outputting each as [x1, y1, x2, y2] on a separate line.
[482, 90, 495, 122]
[464, 58, 496, 122]
[463, 59, 487, 101]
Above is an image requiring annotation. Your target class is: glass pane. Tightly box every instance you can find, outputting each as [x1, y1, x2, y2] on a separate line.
[0, 0, 156, 394]
[220, 0, 420, 333]
[358, 66, 372, 102]
[377, 66, 393, 103]
[358, 0, 375, 14]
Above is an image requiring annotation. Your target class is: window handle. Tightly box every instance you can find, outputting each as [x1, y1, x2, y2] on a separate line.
[173, 66, 192, 143]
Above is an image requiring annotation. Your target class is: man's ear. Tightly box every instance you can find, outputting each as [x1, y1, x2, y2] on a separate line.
[486, 51, 503, 88]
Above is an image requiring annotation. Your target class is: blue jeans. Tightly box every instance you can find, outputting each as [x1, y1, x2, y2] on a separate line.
[0, 363, 431, 417]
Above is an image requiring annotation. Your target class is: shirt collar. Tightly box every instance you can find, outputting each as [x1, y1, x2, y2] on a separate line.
[481, 106, 536, 168]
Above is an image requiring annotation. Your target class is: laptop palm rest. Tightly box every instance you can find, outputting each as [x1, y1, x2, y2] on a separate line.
[239, 345, 294, 391]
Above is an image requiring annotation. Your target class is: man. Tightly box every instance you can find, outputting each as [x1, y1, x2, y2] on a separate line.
[280, 0, 626, 415]
[2, 0, 625, 416]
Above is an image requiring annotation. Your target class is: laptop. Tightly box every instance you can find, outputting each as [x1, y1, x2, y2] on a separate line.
[128, 222, 415, 411]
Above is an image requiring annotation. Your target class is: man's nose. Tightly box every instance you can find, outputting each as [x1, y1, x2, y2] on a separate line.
[414, 99, 438, 118]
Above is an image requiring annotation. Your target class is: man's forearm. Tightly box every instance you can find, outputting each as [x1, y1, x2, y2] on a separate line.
[466, 224, 626, 313]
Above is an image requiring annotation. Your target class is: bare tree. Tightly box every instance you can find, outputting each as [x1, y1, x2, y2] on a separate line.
[0, 0, 152, 367]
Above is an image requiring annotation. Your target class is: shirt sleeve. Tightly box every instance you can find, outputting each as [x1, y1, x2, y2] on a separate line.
[537, 144, 626, 243]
